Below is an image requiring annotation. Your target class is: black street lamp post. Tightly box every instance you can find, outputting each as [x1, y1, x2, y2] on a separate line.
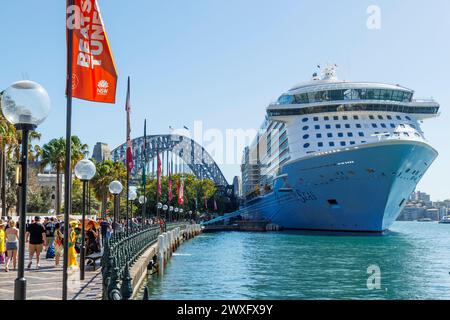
[109, 180, 123, 232]
[138, 195, 147, 223]
[74, 159, 96, 281]
[128, 187, 137, 230]
[0, 80, 51, 300]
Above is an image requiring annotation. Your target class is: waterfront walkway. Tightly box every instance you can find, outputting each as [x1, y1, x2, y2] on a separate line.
[0, 247, 103, 300]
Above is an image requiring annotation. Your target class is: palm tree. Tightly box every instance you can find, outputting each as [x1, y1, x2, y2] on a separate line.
[41, 138, 65, 215]
[70, 135, 89, 167]
[41, 135, 89, 215]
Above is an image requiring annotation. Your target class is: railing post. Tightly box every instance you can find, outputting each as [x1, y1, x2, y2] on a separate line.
[121, 262, 133, 300]
[108, 258, 122, 300]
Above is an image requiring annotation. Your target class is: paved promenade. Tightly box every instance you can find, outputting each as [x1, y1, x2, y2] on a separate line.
[0, 248, 103, 300]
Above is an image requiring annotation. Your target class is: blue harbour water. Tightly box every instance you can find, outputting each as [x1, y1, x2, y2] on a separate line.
[145, 222, 450, 300]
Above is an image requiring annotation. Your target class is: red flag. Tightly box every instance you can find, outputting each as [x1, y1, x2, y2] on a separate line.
[168, 162, 173, 202]
[157, 152, 162, 197]
[66, 0, 118, 103]
[125, 77, 134, 172]
[178, 178, 184, 206]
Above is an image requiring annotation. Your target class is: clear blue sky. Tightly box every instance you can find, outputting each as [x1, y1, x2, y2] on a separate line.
[1, 0, 449, 200]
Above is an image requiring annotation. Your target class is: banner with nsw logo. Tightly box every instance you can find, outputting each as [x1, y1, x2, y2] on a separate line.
[66, 0, 118, 103]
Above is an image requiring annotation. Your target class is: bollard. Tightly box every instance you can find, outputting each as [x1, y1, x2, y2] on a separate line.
[162, 233, 169, 264]
[170, 230, 175, 252]
[158, 251, 164, 276]
[158, 234, 165, 270]
[167, 232, 172, 256]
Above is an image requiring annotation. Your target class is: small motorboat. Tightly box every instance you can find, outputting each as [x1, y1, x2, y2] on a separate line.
[439, 216, 450, 224]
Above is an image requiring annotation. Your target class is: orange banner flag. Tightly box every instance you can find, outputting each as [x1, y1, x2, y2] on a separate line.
[66, 0, 118, 103]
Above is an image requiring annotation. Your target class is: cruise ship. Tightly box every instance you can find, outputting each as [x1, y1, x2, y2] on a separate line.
[240, 65, 440, 232]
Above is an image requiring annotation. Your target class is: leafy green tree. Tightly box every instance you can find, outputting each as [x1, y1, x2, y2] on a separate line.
[91, 160, 127, 218]
[71, 178, 101, 216]
[135, 173, 217, 218]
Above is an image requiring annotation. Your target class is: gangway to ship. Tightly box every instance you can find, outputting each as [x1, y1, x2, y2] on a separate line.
[201, 209, 246, 226]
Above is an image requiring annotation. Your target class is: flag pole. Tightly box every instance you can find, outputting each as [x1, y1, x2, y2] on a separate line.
[142, 119, 147, 222]
[62, 0, 74, 301]
[125, 77, 130, 233]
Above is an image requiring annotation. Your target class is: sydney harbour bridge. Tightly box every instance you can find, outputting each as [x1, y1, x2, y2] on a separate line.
[111, 134, 231, 192]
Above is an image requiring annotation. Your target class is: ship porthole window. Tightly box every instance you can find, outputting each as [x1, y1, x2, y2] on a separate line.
[326, 125, 331, 129]
[324, 116, 330, 121]
[372, 123, 378, 128]
[340, 141, 346, 146]
[369, 115, 375, 120]
[303, 134, 310, 139]
[329, 142, 335, 147]
[303, 143, 310, 148]
[359, 132, 364, 137]
[302, 117, 309, 122]
[318, 142, 324, 147]
[303, 126, 309, 130]
[338, 133, 344, 138]
[313, 117, 319, 121]
[406, 116, 411, 121]
[378, 115, 384, 120]
[396, 116, 402, 120]
[316, 133, 322, 138]
[343, 116, 348, 120]
[315, 125, 320, 130]
[353, 115, 359, 120]
[387, 115, 392, 120]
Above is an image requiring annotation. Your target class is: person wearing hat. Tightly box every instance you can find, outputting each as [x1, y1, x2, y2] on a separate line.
[25, 216, 47, 269]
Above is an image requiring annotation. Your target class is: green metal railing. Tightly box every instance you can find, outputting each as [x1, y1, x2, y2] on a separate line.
[101, 222, 189, 300]
[102, 225, 160, 300]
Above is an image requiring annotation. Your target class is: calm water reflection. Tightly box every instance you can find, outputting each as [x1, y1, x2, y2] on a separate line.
[144, 222, 450, 300]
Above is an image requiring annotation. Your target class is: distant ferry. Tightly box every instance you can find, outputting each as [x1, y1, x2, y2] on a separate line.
[417, 218, 434, 222]
[240, 65, 440, 232]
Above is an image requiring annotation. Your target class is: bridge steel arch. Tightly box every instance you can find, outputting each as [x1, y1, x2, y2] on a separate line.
[111, 134, 228, 187]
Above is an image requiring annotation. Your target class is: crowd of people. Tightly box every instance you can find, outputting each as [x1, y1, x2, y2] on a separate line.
[0, 214, 169, 272]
